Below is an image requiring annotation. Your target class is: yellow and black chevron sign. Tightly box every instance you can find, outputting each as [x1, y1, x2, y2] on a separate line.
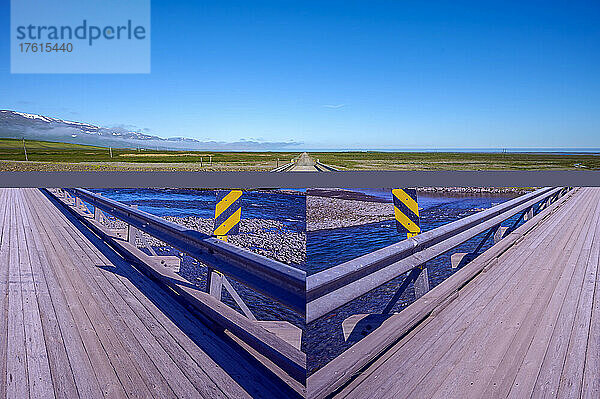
[214, 190, 243, 238]
[392, 188, 420, 238]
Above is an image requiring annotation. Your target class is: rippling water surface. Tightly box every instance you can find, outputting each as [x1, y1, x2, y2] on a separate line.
[305, 191, 522, 372]
[92, 188, 306, 232]
[86, 188, 526, 365]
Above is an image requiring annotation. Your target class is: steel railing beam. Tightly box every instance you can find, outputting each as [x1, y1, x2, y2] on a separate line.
[67, 188, 306, 315]
[307, 187, 566, 322]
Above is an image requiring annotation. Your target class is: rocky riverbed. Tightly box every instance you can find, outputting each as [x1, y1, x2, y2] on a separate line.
[307, 196, 394, 231]
[307, 187, 528, 231]
[418, 187, 533, 195]
[105, 215, 306, 266]
[102, 214, 306, 325]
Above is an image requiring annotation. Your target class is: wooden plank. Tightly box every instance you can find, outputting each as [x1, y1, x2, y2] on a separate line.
[376, 189, 596, 399]
[25, 191, 128, 399]
[325, 188, 586, 399]
[24, 189, 152, 399]
[25, 190, 208, 399]
[582, 195, 600, 398]
[36, 188, 300, 398]
[330, 188, 589, 398]
[20, 189, 104, 399]
[29, 205, 184, 399]
[477, 194, 594, 398]
[6, 188, 29, 399]
[257, 321, 303, 350]
[31, 190, 232, 398]
[14, 189, 55, 399]
[16, 189, 80, 399]
[308, 188, 579, 399]
[530, 188, 600, 398]
[558, 189, 600, 397]
[429, 188, 600, 399]
[0, 189, 13, 399]
[509, 189, 600, 398]
[47, 188, 306, 387]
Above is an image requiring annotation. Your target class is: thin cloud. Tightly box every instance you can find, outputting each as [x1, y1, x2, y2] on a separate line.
[323, 104, 345, 109]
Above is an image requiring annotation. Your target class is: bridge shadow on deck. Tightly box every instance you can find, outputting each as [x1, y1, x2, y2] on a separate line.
[42, 190, 302, 399]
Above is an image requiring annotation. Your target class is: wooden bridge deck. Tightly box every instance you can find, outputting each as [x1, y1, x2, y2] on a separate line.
[320, 187, 600, 399]
[0, 188, 295, 399]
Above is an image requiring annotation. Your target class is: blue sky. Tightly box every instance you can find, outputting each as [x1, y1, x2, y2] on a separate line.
[1, 0, 600, 150]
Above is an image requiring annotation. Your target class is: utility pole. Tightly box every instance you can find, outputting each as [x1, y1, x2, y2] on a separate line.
[109, 147, 113, 158]
[23, 138, 28, 161]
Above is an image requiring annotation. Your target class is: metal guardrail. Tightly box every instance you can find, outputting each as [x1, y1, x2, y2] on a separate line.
[66, 188, 306, 316]
[271, 161, 296, 172]
[314, 161, 339, 172]
[307, 187, 570, 322]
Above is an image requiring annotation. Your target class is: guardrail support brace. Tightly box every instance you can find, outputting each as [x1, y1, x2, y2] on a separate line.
[414, 264, 429, 299]
[209, 270, 224, 299]
[493, 225, 509, 244]
[127, 205, 139, 245]
[523, 206, 534, 221]
[94, 207, 104, 223]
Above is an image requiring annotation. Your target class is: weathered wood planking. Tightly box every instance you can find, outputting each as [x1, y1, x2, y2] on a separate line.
[308, 187, 580, 398]
[47, 187, 305, 389]
[343, 188, 594, 399]
[7, 189, 29, 399]
[0, 188, 296, 399]
[0, 189, 11, 399]
[26, 189, 258, 398]
[313, 187, 600, 399]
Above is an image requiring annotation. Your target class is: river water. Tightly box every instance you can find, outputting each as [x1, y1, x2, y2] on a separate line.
[87, 188, 524, 371]
[305, 190, 522, 373]
[90, 188, 306, 327]
[92, 188, 306, 233]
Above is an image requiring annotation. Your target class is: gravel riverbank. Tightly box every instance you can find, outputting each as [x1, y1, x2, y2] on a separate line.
[105, 215, 306, 266]
[307, 196, 394, 231]
[307, 187, 527, 231]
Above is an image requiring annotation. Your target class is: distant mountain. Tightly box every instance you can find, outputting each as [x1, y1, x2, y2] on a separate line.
[0, 110, 301, 150]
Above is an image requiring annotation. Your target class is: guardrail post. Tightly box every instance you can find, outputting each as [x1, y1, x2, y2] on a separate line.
[94, 207, 104, 223]
[209, 269, 223, 298]
[56, 188, 305, 316]
[493, 226, 509, 244]
[413, 264, 429, 299]
[523, 206, 534, 221]
[127, 205, 139, 245]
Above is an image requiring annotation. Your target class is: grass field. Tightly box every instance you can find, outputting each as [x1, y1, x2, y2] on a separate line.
[1, 138, 599, 171]
[312, 151, 600, 170]
[0, 138, 297, 171]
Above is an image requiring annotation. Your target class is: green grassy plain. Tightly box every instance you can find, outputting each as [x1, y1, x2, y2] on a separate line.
[312, 151, 600, 170]
[1, 138, 599, 170]
[0, 138, 297, 171]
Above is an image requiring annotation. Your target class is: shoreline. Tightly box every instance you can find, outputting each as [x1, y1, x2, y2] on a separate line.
[307, 188, 525, 231]
[104, 215, 306, 266]
[308, 187, 530, 203]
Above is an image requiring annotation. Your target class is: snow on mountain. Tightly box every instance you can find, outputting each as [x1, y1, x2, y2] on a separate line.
[0, 110, 302, 150]
[0, 110, 200, 146]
